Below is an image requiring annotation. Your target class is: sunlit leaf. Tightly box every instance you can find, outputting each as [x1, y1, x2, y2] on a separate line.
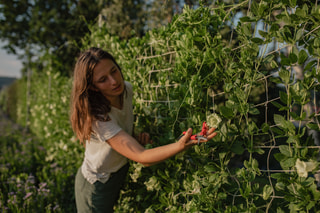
[279, 68, 291, 84]
[279, 145, 292, 157]
[263, 185, 273, 200]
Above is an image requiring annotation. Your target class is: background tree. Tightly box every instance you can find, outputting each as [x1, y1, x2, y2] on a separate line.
[0, 0, 103, 76]
[97, 0, 198, 39]
[98, 0, 146, 39]
[0, 0, 218, 77]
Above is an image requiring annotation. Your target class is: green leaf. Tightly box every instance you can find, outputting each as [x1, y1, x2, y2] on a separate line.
[271, 126, 284, 135]
[194, 145, 201, 154]
[259, 30, 269, 38]
[314, 37, 320, 47]
[262, 185, 273, 200]
[248, 107, 260, 115]
[231, 141, 244, 155]
[279, 68, 291, 84]
[295, 4, 307, 18]
[220, 106, 234, 119]
[219, 152, 227, 160]
[274, 114, 288, 129]
[263, 54, 274, 63]
[289, 203, 301, 211]
[274, 153, 286, 162]
[307, 201, 316, 210]
[279, 91, 288, 105]
[240, 16, 256, 22]
[204, 165, 217, 173]
[306, 123, 320, 131]
[270, 76, 283, 84]
[271, 172, 291, 180]
[251, 1, 259, 16]
[305, 60, 317, 70]
[251, 37, 264, 45]
[295, 29, 304, 41]
[299, 127, 306, 138]
[248, 121, 258, 135]
[270, 24, 280, 32]
[224, 83, 233, 92]
[274, 114, 295, 133]
[279, 145, 292, 157]
[261, 123, 270, 133]
[271, 101, 284, 109]
[289, 52, 298, 64]
[287, 135, 299, 144]
[280, 54, 291, 67]
[218, 192, 227, 200]
[289, 0, 297, 8]
[252, 148, 264, 155]
[209, 173, 218, 182]
[280, 157, 296, 169]
[289, 111, 299, 120]
[301, 147, 308, 157]
[275, 182, 286, 191]
[291, 83, 308, 102]
[252, 158, 259, 171]
[239, 185, 251, 198]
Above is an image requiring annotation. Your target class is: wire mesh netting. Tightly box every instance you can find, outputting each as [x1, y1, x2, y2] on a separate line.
[131, 38, 320, 208]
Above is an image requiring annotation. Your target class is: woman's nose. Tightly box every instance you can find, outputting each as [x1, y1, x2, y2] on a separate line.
[109, 76, 117, 85]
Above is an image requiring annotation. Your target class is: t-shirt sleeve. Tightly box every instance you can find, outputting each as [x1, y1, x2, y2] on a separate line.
[93, 119, 122, 142]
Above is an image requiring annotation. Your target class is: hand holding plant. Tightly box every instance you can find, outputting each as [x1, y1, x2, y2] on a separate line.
[179, 126, 217, 150]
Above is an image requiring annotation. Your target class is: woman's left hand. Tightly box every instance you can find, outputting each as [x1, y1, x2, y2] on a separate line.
[136, 132, 153, 146]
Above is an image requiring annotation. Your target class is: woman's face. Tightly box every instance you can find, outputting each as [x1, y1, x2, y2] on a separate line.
[91, 59, 124, 102]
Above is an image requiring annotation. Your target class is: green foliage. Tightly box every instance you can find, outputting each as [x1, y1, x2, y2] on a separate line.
[0, 116, 77, 212]
[98, 0, 147, 39]
[0, 80, 19, 120]
[2, 0, 320, 212]
[0, 51, 82, 212]
[0, 0, 104, 76]
[81, 1, 320, 212]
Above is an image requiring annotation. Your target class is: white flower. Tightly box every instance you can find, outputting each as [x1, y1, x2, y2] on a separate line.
[206, 113, 222, 128]
[61, 96, 67, 104]
[144, 176, 161, 191]
[295, 159, 317, 178]
[130, 163, 143, 182]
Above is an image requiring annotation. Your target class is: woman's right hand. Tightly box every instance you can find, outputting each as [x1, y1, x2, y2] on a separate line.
[178, 127, 218, 150]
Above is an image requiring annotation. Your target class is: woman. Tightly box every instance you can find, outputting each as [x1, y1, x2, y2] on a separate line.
[70, 47, 217, 212]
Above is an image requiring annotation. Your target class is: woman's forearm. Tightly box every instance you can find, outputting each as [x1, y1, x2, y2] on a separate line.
[107, 128, 217, 167]
[107, 129, 191, 166]
[136, 141, 183, 166]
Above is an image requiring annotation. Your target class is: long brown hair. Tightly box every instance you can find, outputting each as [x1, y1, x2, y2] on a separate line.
[70, 47, 124, 144]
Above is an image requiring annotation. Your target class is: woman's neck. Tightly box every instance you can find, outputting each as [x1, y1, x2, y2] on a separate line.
[109, 95, 123, 109]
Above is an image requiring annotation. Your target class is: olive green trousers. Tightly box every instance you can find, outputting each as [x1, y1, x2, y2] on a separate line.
[75, 164, 129, 213]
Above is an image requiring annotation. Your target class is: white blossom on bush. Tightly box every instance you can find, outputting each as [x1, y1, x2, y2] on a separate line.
[295, 159, 317, 178]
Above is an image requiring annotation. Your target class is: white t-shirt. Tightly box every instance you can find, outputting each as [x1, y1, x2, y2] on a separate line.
[81, 81, 133, 184]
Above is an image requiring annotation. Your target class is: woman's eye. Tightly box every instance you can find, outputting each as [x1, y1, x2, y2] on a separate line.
[99, 78, 106, 82]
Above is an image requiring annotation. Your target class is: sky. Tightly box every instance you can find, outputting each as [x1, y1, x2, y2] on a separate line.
[0, 41, 22, 78]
